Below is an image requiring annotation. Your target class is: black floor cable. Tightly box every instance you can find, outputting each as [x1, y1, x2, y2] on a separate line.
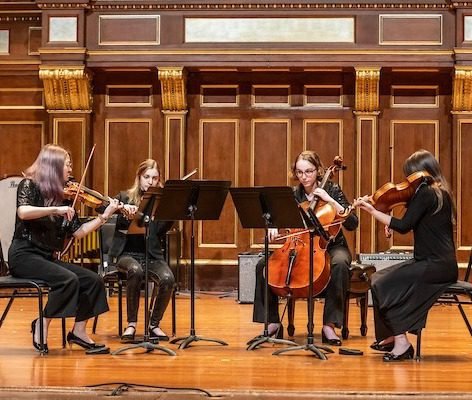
[86, 382, 221, 397]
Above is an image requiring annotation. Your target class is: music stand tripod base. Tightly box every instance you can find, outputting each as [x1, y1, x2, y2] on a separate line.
[246, 335, 297, 351]
[272, 341, 334, 359]
[112, 340, 176, 356]
[170, 334, 228, 350]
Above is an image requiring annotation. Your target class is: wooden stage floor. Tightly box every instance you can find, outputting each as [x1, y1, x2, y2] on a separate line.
[1, 293, 472, 399]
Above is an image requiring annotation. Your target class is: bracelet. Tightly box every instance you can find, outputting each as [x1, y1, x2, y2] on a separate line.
[97, 214, 108, 224]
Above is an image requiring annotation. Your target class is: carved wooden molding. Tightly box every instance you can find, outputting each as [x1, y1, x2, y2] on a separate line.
[355, 67, 381, 113]
[158, 67, 187, 111]
[39, 66, 92, 111]
[90, 3, 451, 11]
[453, 66, 472, 112]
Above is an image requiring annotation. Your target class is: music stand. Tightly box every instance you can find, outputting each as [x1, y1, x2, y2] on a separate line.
[230, 186, 301, 350]
[165, 179, 231, 349]
[112, 187, 176, 356]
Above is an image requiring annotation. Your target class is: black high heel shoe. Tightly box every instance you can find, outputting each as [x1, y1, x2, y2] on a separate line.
[383, 345, 414, 362]
[67, 331, 106, 350]
[370, 340, 395, 352]
[149, 326, 169, 342]
[321, 329, 342, 346]
[31, 319, 48, 353]
[121, 325, 136, 342]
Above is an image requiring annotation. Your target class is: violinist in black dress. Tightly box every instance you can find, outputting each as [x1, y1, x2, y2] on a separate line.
[8, 144, 121, 353]
[355, 149, 458, 361]
[252, 150, 358, 345]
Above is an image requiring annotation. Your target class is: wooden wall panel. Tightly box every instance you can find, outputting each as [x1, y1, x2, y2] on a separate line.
[104, 119, 152, 197]
[53, 118, 86, 177]
[0, 122, 44, 177]
[199, 120, 238, 250]
[457, 120, 472, 251]
[304, 120, 343, 182]
[389, 120, 438, 249]
[252, 120, 290, 186]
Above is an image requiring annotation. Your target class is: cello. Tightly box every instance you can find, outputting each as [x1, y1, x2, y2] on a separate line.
[268, 156, 347, 299]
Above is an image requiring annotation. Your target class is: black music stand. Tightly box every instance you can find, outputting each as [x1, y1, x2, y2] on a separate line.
[272, 206, 334, 359]
[112, 187, 176, 356]
[230, 186, 301, 351]
[166, 179, 231, 349]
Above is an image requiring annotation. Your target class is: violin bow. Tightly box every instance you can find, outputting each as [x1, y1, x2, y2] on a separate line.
[60, 144, 96, 259]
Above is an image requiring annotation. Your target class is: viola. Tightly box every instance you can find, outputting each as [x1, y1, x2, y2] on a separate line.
[368, 170, 432, 213]
[267, 156, 347, 298]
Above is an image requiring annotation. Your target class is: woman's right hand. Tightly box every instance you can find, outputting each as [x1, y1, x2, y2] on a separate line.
[123, 204, 138, 220]
[55, 206, 75, 221]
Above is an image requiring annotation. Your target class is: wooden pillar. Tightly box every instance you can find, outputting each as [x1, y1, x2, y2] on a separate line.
[452, 66, 472, 259]
[157, 67, 188, 181]
[39, 66, 92, 188]
[354, 67, 381, 255]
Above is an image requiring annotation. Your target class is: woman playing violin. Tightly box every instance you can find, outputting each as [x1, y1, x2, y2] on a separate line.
[108, 159, 175, 342]
[253, 150, 358, 345]
[8, 144, 121, 353]
[354, 149, 458, 362]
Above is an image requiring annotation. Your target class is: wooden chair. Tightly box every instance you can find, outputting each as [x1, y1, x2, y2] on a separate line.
[0, 242, 66, 354]
[92, 217, 179, 337]
[415, 250, 472, 360]
[286, 263, 376, 339]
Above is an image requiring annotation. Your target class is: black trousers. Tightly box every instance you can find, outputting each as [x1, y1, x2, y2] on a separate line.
[8, 239, 109, 321]
[116, 252, 175, 327]
[253, 244, 351, 328]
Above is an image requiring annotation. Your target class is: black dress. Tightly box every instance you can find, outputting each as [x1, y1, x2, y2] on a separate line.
[8, 179, 109, 321]
[371, 184, 458, 340]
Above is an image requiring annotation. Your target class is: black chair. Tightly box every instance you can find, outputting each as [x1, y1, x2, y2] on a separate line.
[92, 217, 178, 337]
[0, 242, 66, 354]
[415, 250, 472, 360]
[286, 262, 376, 339]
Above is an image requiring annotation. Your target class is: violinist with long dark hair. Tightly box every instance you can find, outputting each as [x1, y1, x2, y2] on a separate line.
[253, 150, 358, 345]
[354, 149, 458, 361]
[108, 159, 175, 343]
[8, 144, 121, 353]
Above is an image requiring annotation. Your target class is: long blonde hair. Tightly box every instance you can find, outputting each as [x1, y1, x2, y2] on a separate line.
[126, 159, 161, 206]
[24, 144, 68, 206]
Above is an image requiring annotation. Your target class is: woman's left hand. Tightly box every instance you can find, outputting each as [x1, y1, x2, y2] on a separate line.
[312, 188, 333, 203]
[102, 198, 122, 219]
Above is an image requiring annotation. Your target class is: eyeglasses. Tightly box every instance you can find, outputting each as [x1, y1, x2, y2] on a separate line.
[295, 169, 316, 177]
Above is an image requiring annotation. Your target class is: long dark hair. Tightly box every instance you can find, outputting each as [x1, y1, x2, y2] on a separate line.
[24, 144, 68, 206]
[403, 149, 455, 217]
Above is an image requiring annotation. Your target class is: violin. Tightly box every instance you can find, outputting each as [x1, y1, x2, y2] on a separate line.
[367, 170, 432, 213]
[63, 181, 134, 220]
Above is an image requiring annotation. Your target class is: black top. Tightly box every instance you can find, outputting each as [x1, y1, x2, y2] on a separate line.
[293, 181, 358, 250]
[389, 184, 456, 264]
[108, 191, 174, 259]
[13, 178, 81, 252]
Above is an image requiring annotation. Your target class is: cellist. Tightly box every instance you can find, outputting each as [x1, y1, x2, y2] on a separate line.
[252, 150, 358, 345]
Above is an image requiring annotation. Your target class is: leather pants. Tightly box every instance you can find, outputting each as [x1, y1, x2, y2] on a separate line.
[116, 253, 175, 327]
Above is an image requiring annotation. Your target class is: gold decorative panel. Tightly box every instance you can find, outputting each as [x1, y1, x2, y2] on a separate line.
[453, 66, 472, 112]
[158, 67, 187, 111]
[39, 66, 92, 111]
[355, 67, 381, 113]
